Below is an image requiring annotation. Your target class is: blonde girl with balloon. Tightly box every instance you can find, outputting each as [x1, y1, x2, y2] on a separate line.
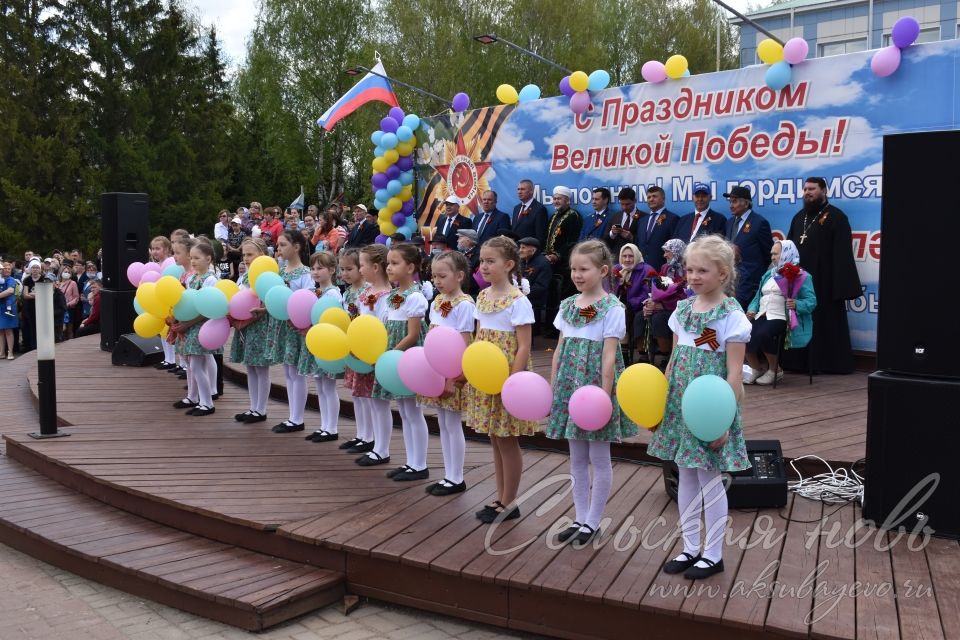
[168, 231, 193, 379]
[547, 239, 637, 547]
[466, 236, 537, 524]
[301, 250, 344, 444]
[150, 236, 179, 370]
[420, 250, 475, 496]
[647, 235, 751, 581]
[337, 248, 375, 454]
[230, 237, 271, 424]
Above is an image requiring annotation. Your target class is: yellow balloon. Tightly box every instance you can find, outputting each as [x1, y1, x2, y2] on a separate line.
[396, 141, 414, 156]
[664, 54, 689, 80]
[248, 255, 279, 289]
[160, 324, 169, 338]
[306, 323, 349, 361]
[133, 312, 165, 338]
[387, 196, 403, 212]
[136, 282, 168, 318]
[496, 84, 518, 105]
[380, 222, 398, 236]
[399, 186, 413, 200]
[409, 134, 417, 147]
[757, 38, 784, 64]
[155, 275, 184, 308]
[372, 156, 389, 173]
[320, 307, 351, 333]
[347, 315, 388, 364]
[569, 70, 589, 92]
[214, 279, 240, 300]
[462, 341, 509, 395]
[384, 149, 399, 164]
[616, 363, 669, 429]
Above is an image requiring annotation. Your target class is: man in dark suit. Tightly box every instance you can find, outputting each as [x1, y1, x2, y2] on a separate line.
[603, 187, 642, 256]
[344, 206, 379, 249]
[511, 179, 548, 248]
[580, 187, 613, 241]
[519, 237, 552, 334]
[724, 185, 774, 310]
[674, 182, 727, 243]
[544, 185, 583, 331]
[436, 195, 473, 249]
[474, 190, 512, 246]
[635, 185, 679, 271]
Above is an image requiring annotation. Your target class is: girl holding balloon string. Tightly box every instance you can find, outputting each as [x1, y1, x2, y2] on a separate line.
[150, 235, 178, 371]
[647, 235, 751, 580]
[168, 230, 193, 379]
[230, 238, 271, 424]
[466, 236, 537, 524]
[302, 251, 344, 444]
[337, 249, 375, 454]
[548, 239, 637, 546]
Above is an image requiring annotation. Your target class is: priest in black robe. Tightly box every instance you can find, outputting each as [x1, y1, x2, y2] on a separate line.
[783, 177, 862, 374]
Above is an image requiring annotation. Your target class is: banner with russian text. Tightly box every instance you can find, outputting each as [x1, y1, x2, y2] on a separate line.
[415, 39, 960, 352]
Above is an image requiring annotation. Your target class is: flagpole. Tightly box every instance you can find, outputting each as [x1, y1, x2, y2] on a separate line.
[347, 65, 451, 107]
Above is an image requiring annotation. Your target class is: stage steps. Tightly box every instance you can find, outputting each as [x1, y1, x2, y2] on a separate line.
[0, 452, 344, 631]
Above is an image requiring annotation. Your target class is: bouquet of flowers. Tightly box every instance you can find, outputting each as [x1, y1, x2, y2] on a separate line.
[650, 274, 687, 311]
[774, 263, 805, 330]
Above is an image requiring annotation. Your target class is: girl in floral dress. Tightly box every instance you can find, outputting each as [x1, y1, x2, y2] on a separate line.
[230, 238, 271, 423]
[172, 240, 219, 417]
[548, 240, 638, 546]
[420, 251, 475, 496]
[302, 251, 344, 443]
[467, 236, 537, 524]
[336, 249, 374, 453]
[150, 235, 178, 370]
[647, 235, 752, 580]
[269, 230, 314, 434]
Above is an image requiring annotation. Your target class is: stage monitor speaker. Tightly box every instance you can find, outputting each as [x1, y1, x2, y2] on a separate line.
[111, 333, 163, 367]
[879, 131, 958, 379]
[100, 289, 137, 351]
[662, 440, 788, 509]
[100, 192, 149, 292]
[863, 371, 959, 538]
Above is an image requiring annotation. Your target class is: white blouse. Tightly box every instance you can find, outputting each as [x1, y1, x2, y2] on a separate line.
[286, 271, 314, 293]
[475, 295, 535, 332]
[319, 286, 343, 304]
[387, 291, 428, 321]
[429, 299, 477, 333]
[359, 288, 391, 323]
[554, 303, 626, 341]
[668, 307, 752, 352]
[757, 277, 786, 321]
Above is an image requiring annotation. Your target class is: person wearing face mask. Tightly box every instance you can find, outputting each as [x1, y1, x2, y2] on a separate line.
[57, 266, 79, 340]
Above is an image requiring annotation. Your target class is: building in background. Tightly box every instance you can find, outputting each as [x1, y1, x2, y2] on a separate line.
[733, 0, 954, 67]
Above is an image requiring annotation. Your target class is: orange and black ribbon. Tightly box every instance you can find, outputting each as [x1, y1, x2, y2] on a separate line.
[579, 305, 598, 320]
[438, 300, 453, 318]
[364, 294, 378, 310]
[390, 293, 406, 309]
[694, 327, 720, 350]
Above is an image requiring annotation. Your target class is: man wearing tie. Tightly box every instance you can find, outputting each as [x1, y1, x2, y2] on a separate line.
[511, 179, 548, 248]
[437, 195, 473, 249]
[603, 187, 641, 255]
[344, 205, 379, 249]
[474, 190, 512, 246]
[674, 182, 727, 243]
[636, 185, 679, 271]
[580, 187, 612, 241]
[723, 185, 773, 310]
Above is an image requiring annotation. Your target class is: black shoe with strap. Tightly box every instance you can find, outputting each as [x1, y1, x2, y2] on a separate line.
[173, 399, 198, 410]
[338, 437, 362, 450]
[393, 467, 429, 481]
[356, 452, 390, 466]
[556, 522, 582, 544]
[349, 440, 375, 453]
[475, 501, 504, 519]
[272, 421, 304, 433]
[479, 504, 520, 524]
[663, 552, 701, 575]
[683, 558, 724, 580]
[572, 524, 598, 547]
[429, 479, 466, 496]
[308, 430, 338, 443]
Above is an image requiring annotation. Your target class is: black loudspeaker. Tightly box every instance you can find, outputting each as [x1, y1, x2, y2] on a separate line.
[863, 371, 959, 538]
[878, 132, 958, 379]
[100, 192, 150, 292]
[100, 289, 137, 351]
[111, 333, 164, 367]
[662, 440, 788, 509]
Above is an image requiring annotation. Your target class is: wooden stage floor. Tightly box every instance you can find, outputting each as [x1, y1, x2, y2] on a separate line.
[3, 336, 957, 640]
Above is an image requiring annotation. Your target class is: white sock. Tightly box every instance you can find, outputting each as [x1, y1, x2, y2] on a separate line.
[318, 376, 339, 434]
[185, 356, 198, 403]
[369, 398, 392, 459]
[178, 355, 187, 369]
[568, 441, 590, 525]
[437, 409, 465, 484]
[162, 340, 175, 364]
[676, 466, 703, 559]
[584, 441, 613, 530]
[398, 397, 428, 471]
[205, 354, 216, 394]
[246, 366, 269, 414]
[193, 355, 213, 407]
[353, 397, 369, 442]
[284, 364, 307, 424]
[699, 468, 728, 564]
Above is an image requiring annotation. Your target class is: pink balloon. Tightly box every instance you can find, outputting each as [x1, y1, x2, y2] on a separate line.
[142, 262, 162, 274]
[641, 60, 667, 84]
[423, 326, 466, 379]
[139, 271, 160, 284]
[501, 372, 552, 421]
[287, 289, 316, 329]
[198, 317, 230, 350]
[568, 385, 613, 432]
[783, 37, 809, 65]
[228, 289, 258, 321]
[569, 90, 591, 114]
[160, 256, 176, 269]
[398, 347, 445, 397]
[126, 262, 145, 286]
[871, 45, 901, 77]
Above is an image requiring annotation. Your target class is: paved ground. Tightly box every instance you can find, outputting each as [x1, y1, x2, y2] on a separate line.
[0, 542, 542, 640]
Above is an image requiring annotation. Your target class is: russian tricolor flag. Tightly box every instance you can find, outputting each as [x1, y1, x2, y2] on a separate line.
[316, 61, 399, 131]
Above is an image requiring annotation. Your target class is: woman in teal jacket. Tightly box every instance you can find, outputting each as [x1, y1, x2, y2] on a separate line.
[745, 240, 816, 385]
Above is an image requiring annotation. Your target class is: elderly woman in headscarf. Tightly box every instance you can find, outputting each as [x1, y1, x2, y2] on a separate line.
[744, 239, 817, 385]
[610, 243, 658, 361]
[642, 238, 689, 367]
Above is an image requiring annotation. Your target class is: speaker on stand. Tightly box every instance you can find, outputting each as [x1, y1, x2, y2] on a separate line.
[99, 193, 149, 351]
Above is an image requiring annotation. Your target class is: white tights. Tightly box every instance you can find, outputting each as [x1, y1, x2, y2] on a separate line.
[436, 408, 465, 484]
[162, 340, 175, 364]
[187, 354, 215, 407]
[397, 397, 428, 472]
[314, 376, 340, 434]
[568, 440, 613, 530]
[353, 396, 371, 442]
[368, 398, 392, 459]
[284, 364, 307, 424]
[676, 466, 728, 565]
[246, 365, 270, 414]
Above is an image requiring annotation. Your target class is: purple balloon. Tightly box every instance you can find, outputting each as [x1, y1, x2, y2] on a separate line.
[388, 106, 405, 122]
[386, 165, 401, 179]
[452, 92, 470, 112]
[871, 45, 901, 77]
[782, 37, 809, 65]
[569, 90, 592, 114]
[396, 156, 413, 171]
[892, 16, 920, 49]
[641, 60, 667, 84]
[401, 200, 415, 215]
[371, 172, 388, 189]
[375, 234, 388, 245]
[558, 75, 575, 97]
[391, 212, 407, 226]
[380, 117, 399, 133]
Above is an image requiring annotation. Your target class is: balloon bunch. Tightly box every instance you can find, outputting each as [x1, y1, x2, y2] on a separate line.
[496, 83, 542, 105]
[872, 17, 920, 77]
[757, 37, 809, 90]
[641, 55, 690, 84]
[370, 106, 420, 242]
[558, 69, 610, 114]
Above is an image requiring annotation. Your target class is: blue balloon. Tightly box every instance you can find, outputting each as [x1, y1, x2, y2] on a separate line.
[517, 84, 541, 103]
[371, 131, 383, 146]
[682, 69, 691, 77]
[161, 264, 184, 278]
[385, 237, 393, 248]
[375, 188, 389, 202]
[765, 61, 792, 91]
[374, 350, 411, 396]
[588, 69, 611, 91]
[254, 271, 283, 300]
[316, 357, 346, 375]
[396, 125, 413, 141]
[397, 226, 412, 240]
[402, 114, 420, 130]
[133, 298, 145, 315]
[387, 179, 403, 196]
[374, 146, 386, 157]
[399, 170, 414, 186]
[373, 198, 387, 210]
[380, 132, 398, 149]
[345, 355, 374, 374]
[172, 288, 199, 321]
[310, 296, 340, 324]
[681, 374, 737, 442]
[264, 285, 292, 320]
[194, 287, 228, 319]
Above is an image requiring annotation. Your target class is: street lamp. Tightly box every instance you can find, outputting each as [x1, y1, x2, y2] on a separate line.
[30, 280, 68, 439]
[344, 65, 451, 107]
[472, 33, 572, 74]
